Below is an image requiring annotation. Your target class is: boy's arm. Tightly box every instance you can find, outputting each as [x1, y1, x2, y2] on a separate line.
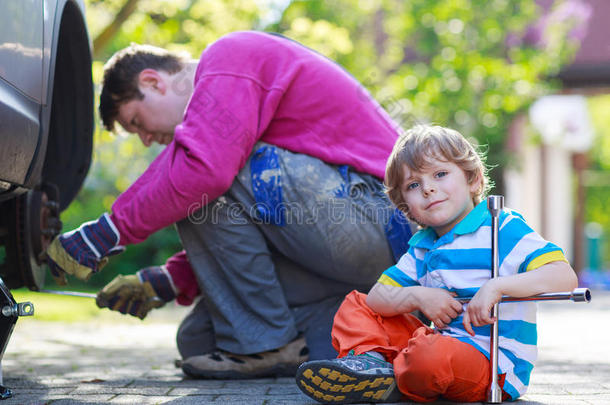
[367, 283, 463, 329]
[463, 260, 578, 335]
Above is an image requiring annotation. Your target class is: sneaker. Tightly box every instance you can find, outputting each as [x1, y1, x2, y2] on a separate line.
[181, 336, 309, 379]
[295, 351, 402, 404]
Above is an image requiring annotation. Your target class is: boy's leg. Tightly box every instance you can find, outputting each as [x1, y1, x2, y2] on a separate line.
[296, 291, 422, 404]
[331, 291, 425, 360]
[393, 328, 509, 402]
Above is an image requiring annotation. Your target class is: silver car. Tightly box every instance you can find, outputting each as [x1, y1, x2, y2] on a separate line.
[0, 0, 94, 392]
[0, 0, 93, 291]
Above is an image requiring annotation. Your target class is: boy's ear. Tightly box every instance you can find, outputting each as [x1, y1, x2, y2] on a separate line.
[469, 170, 483, 195]
[137, 69, 167, 94]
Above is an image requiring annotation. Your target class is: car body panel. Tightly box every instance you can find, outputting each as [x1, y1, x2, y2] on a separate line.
[0, 0, 93, 207]
[0, 0, 94, 291]
[0, 0, 44, 103]
[0, 81, 40, 186]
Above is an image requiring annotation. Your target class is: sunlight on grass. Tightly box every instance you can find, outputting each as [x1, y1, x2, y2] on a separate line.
[11, 288, 141, 323]
[10, 288, 191, 324]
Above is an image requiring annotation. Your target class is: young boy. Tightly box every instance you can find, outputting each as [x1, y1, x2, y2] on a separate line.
[295, 125, 578, 403]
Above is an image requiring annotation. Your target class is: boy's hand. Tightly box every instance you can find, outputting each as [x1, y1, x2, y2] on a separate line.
[417, 288, 463, 329]
[462, 279, 502, 336]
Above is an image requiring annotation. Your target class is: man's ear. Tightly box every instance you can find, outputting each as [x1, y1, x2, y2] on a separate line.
[137, 69, 167, 94]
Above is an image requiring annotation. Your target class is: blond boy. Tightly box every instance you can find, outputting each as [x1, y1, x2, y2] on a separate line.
[296, 125, 577, 403]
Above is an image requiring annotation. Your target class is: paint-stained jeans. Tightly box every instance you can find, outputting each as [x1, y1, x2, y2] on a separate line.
[175, 143, 401, 360]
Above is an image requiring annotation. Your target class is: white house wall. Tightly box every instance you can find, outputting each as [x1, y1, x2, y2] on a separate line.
[504, 144, 573, 262]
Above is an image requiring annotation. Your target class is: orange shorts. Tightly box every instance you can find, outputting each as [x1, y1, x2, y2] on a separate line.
[331, 291, 508, 403]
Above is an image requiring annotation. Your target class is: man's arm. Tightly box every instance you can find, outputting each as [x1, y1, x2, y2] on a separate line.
[165, 251, 201, 305]
[111, 74, 284, 245]
[96, 250, 202, 319]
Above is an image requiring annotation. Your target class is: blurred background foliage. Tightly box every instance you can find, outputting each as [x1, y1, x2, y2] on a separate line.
[55, 0, 603, 289]
[585, 94, 610, 262]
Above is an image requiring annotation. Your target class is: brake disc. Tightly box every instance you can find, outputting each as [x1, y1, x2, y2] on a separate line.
[0, 186, 61, 290]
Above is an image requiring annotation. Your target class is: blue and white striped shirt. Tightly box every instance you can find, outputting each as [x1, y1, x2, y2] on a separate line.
[378, 200, 567, 400]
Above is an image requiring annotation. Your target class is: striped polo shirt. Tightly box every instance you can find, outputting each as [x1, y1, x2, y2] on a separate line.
[378, 200, 567, 400]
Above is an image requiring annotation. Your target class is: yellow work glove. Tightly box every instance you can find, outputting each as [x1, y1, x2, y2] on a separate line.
[46, 213, 123, 284]
[96, 266, 176, 319]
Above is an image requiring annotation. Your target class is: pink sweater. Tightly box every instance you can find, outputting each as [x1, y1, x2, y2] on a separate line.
[109, 32, 399, 301]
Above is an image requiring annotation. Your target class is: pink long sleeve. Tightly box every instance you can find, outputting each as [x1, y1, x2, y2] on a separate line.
[165, 251, 200, 306]
[111, 73, 283, 244]
[110, 31, 399, 245]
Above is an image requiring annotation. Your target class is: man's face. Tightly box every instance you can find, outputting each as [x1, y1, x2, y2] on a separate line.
[116, 78, 182, 147]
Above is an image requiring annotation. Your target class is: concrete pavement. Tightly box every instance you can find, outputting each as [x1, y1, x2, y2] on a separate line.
[1, 290, 609, 404]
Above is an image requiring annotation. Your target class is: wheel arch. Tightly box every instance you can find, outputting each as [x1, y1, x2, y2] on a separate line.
[27, 0, 94, 212]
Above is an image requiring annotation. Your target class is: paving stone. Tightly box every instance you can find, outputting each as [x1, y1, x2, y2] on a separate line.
[517, 395, 592, 404]
[13, 394, 116, 404]
[267, 384, 304, 395]
[168, 386, 268, 396]
[562, 383, 608, 395]
[212, 396, 267, 404]
[265, 395, 319, 405]
[70, 384, 170, 396]
[0, 291, 608, 404]
[265, 394, 320, 404]
[527, 383, 570, 395]
[132, 378, 225, 388]
[108, 394, 180, 403]
[159, 396, 219, 404]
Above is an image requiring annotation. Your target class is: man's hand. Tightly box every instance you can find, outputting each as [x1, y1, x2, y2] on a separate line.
[462, 279, 502, 336]
[96, 266, 177, 319]
[46, 213, 124, 285]
[416, 288, 463, 329]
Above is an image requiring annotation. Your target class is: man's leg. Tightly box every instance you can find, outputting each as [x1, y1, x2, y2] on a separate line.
[174, 249, 350, 359]
[176, 196, 298, 356]
[176, 144, 395, 376]
[175, 298, 216, 359]
[233, 144, 395, 288]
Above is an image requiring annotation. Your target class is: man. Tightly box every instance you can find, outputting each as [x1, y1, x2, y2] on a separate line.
[46, 31, 412, 379]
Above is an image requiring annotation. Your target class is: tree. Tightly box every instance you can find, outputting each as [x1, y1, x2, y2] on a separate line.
[61, 0, 580, 288]
[271, 0, 582, 191]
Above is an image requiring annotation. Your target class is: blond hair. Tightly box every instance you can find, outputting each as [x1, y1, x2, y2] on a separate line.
[385, 125, 490, 216]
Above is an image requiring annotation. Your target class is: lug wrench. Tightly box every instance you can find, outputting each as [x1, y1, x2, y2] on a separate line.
[487, 195, 503, 403]
[456, 287, 591, 304]
[40, 289, 97, 298]
[39, 289, 162, 305]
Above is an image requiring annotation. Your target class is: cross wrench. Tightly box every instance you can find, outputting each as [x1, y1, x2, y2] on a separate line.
[487, 195, 503, 403]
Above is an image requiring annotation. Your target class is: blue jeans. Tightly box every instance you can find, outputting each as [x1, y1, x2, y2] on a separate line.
[175, 143, 396, 360]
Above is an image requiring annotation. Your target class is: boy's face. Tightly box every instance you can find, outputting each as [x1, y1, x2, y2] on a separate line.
[400, 157, 479, 237]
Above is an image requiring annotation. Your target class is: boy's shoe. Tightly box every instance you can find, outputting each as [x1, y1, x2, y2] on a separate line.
[181, 336, 309, 379]
[295, 351, 402, 404]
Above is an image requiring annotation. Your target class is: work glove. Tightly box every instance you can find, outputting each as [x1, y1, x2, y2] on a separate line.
[46, 213, 124, 285]
[96, 266, 177, 319]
